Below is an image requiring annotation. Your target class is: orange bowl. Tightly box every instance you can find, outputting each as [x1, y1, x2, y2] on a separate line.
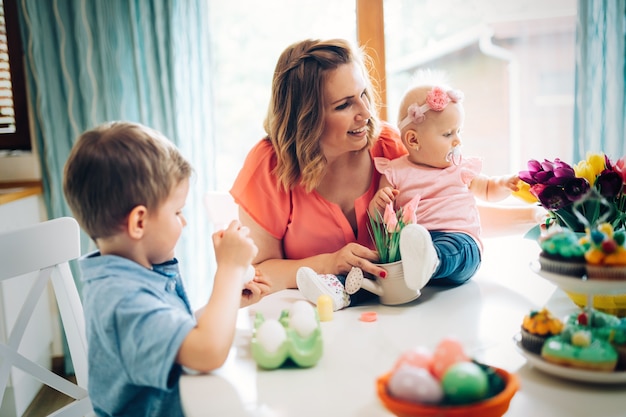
[376, 367, 519, 417]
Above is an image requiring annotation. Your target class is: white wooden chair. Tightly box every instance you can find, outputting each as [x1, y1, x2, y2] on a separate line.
[0, 217, 93, 416]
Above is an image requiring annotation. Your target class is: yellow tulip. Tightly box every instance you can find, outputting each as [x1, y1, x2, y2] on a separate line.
[574, 161, 595, 185]
[574, 152, 606, 186]
[512, 181, 538, 203]
[586, 152, 606, 176]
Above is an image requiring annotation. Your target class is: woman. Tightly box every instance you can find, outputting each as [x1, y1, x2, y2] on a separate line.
[230, 38, 407, 303]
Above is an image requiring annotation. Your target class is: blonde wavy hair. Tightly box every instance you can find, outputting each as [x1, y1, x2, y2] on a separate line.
[264, 38, 380, 192]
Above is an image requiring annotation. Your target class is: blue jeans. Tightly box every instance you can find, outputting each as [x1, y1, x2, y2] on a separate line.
[428, 231, 481, 285]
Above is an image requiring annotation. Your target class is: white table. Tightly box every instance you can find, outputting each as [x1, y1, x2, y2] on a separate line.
[180, 235, 626, 417]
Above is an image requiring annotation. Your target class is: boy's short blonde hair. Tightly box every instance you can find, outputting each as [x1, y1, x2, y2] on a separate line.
[63, 121, 193, 240]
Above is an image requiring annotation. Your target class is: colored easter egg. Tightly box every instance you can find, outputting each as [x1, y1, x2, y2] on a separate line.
[430, 338, 469, 379]
[387, 365, 444, 404]
[242, 265, 256, 283]
[392, 346, 433, 371]
[441, 362, 488, 404]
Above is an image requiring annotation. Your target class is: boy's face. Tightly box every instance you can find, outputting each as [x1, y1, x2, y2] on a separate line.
[143, 177, 189, 265]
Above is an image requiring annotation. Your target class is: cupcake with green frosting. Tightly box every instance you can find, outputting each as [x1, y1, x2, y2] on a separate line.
[566, 309, 626, 370]
[538, 225, 587, 277]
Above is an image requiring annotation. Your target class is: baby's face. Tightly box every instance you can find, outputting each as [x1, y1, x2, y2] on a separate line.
[409, 103, 464, 169]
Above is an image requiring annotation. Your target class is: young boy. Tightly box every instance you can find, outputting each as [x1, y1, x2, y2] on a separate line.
[63, 121, 269, 417]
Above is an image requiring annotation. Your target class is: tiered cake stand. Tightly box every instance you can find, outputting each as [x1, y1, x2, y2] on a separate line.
[512, 261, 626, 383]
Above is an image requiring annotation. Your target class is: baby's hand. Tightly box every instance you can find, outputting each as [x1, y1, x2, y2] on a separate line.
[502, 175, 520, 192]
[369, 187, 399, 219]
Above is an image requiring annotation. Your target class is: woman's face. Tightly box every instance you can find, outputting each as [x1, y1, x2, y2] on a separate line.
[320, 62, 372, 158]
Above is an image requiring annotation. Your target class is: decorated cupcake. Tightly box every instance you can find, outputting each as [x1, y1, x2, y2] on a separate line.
[537, 225, 587, 277]
[614, 321, 626, 370]
[584, 223, 626, 280]
[566, 309, 626, 370]
[520, 308, 564, 354]
[541, 329, 618, 371]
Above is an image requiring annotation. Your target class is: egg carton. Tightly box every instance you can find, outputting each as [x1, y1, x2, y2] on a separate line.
[251, 308, 323, 369]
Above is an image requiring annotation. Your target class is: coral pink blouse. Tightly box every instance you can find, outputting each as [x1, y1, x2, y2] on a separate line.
[230, 123, 407, 260]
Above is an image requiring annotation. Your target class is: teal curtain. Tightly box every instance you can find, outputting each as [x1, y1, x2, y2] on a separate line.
[17, 0, 216, 370]
[573, 0, 626, 160]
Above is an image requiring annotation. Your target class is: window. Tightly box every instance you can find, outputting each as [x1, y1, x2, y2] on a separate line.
[383, 0, 577, 176]
[207, 0, 577, 189]
[0, 0, 31, 151]
[207, 0, 357, 190]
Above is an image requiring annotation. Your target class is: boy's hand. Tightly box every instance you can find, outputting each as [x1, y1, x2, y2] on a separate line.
[212, 220, 258, 271]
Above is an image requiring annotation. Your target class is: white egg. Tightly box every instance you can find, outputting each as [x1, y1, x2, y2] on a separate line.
[242, 265, 256, 284]
[289, 300, 315, 318]
[289, 311, 318, 338]
[255, 319, 287, 353]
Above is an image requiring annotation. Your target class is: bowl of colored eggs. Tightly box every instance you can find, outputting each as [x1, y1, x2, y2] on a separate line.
[376, 338, 519, 417]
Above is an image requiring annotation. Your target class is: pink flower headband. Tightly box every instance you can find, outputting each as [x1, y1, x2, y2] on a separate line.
[398, 86, 464, 130]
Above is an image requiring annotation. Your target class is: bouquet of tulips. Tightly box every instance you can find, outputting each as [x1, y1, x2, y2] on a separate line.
[513, 152, 626, 233]
[368, 196, 419, 264]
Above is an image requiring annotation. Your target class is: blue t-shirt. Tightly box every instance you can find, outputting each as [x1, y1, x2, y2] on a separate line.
[78, 253, 196, 417]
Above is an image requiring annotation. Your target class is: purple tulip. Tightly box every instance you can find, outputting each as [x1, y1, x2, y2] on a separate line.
[551, 159, 576, 178]
[540, 159, 554, 171]
[595, 171, 623, 199]
[529, 183, 547, 199]
[535, 170, 556, 184]
[536, 185, 570, 210]
[519, 158, 576, 186]
[562, 177, 590, 202]
[518, 159, 544, 184]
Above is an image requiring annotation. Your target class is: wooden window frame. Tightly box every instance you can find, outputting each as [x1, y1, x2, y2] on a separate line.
[356, 0, 387, 121]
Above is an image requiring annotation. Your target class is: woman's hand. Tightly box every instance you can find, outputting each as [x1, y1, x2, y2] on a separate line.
[330, 242, 388, 279]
